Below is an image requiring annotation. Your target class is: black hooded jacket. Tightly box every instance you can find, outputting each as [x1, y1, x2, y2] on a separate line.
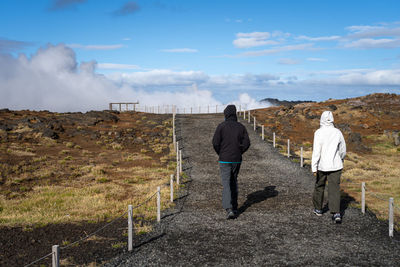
[212, 105, 250, 162]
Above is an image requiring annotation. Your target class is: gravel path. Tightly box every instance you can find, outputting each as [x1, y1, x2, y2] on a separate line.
[105, 114, 400, 266]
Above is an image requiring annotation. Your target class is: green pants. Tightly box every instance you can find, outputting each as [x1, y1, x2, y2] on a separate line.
[312, 170, 342, 214]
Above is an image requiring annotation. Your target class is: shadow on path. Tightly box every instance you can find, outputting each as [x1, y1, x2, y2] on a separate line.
[237, 186, 279, 216]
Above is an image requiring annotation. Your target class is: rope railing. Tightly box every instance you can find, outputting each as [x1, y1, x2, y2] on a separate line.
[25, 114, 182, 267]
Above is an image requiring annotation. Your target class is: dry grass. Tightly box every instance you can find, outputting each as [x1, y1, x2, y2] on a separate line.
[0, 113, 177, 232]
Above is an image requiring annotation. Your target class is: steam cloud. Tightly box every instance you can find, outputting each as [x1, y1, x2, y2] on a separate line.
[0, 44, 269, 112]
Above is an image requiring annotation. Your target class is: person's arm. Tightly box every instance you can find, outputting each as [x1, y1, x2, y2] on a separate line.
[311, 131, 321, 174]
[338, 131, 346, 160]
[212, 124, 222, 155]
[241, 126, 250, 154]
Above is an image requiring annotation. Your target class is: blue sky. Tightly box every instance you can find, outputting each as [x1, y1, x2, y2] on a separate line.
[1, 0, 400, 111]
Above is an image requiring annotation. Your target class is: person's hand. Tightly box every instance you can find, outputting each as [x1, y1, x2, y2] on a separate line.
[313, 172, 317, 177]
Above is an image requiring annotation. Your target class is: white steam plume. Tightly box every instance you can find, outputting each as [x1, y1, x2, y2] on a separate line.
[0, 44, 266, 112]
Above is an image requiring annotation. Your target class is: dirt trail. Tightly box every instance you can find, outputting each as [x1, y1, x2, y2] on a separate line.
[106, 114, 400, 266]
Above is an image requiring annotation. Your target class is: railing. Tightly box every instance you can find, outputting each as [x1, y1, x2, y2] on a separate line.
[25, 114, 183, 267]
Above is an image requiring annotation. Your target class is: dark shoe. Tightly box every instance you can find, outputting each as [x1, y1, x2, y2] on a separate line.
[226, 209, 236, 219]
[332, 213, 342, 224]
[313, 209, 323, 216]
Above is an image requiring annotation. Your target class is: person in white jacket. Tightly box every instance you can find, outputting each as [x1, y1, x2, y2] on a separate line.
[311, 111, 346, 223]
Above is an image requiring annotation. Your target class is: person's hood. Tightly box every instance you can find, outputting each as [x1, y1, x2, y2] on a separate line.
[224, 105, 237, 121]
[320, 110, 334, 127]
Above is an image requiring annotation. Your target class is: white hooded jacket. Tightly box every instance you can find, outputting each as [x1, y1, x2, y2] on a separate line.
[311, 111, 346, 172]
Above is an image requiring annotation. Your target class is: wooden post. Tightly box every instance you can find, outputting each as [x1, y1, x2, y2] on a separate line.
[179, 149, 182, 173]
[389, 197, 394, 237]
[157, 187, 161, 223]
[253, 117, 256, 131]
[128, 205, 133, 251]
[173, 114, 176, 149]
[300, 147, 304, 167]
[273, 132, 276, 148]
[361, 182, 365, 214]
[243, 110, 246, 120]
[109, 103, 112, 110]
[176, 164, 180, 185]
[287, 139, 290, 157]
[248, 111, 250, 123]
[52, 245, 60, 267]
[262, 125, 265, 140]
[170, 174, 174, 202]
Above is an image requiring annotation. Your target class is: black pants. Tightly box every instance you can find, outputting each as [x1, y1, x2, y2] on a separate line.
[312, 169, 342, 214]
[219, 163, 241, 210]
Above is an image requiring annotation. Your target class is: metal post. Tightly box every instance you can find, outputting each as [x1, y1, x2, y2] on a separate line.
[262, 125, 264, 140]
[52, 245, 60, 267]
[157, 187, 161, 223]
[170, 174, 174, 202]
[389, 197, 394, 237]
[361, 182, 365, 214]
[253, 117, 256, 131]
[179, 149, 182, 173]
[273, 132, 276, 148]
[128, 205, 133, 251]
[287, 139, 290, 157]
[300, 147, 304, 167]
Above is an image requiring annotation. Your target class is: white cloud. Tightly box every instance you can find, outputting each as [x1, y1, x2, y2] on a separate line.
[97, 63, 140, 70]
[278, 58, 300, 65]
[233, 32, 280, 48]
[237, 43, 313, 57]
[344, 38, 400, 49]
[109, 69, 209, 87]
[297, 35, 341, 41]
[307, 57, 327, 62]
[160, 48, 198, 53]
[67, 43, 124, 50]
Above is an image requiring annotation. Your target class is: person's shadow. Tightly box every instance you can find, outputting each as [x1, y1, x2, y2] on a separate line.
[237, 186, 279, 217]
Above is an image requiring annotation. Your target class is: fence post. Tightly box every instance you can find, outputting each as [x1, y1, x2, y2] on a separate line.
[389, 197, 394, 237]
[273, 132, 276, 148]
[128, 205, 133, 251]
[287, 139, 290, 157]
[361, 182, 365, 214]
[179, 149, 182, 173]
[157, 187, 161, 223]
[253, 117, 256, 131]
[248, 111, 250, 123]
[52, 245, 60, 267]
[173, 114, 176, 150]
[243, 110, 246, 120]
[300, 147, 303, 167]
[170, 174, 174, 202]
[262, 125, 264, 140]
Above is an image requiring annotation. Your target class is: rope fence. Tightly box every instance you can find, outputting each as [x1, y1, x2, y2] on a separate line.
[241, 109, 399, 240]
[25, 114, 183, 267]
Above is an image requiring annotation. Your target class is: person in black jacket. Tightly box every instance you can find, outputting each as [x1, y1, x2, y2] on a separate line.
[212, 105, 250, 219]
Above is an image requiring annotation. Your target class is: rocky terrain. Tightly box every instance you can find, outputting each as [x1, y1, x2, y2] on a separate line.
[254, 93, 400, 153]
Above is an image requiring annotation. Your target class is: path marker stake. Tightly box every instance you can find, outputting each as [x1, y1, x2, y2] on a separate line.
[389, 197, 394, 237]
[52, 245, 60, 267]
[128, 205, 133, 251]
[157, 187, 161, 223]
